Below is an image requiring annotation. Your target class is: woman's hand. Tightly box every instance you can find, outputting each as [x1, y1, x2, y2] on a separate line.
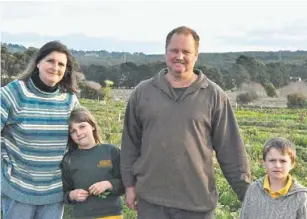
[89, 181, 113, 196]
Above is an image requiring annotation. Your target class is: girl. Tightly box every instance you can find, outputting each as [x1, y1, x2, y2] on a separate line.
[1, 41, 79, 219]
[240, 137, 307, 219]
[61, 107, 124, 219]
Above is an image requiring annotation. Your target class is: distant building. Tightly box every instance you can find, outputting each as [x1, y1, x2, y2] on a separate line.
[289, 76, 302, 82]
[85, 53, 99, 57]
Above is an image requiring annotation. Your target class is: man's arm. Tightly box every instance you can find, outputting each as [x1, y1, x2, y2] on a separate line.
[212, 95, 251, 201]
[120, 88, 143, 210]
[120, 88, 142, 188]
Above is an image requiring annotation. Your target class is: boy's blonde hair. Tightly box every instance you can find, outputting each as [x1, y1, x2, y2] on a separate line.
[263, 137, 296, 164]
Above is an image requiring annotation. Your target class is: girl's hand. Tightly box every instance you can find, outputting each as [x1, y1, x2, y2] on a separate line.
[88, 181, 113, 196]
[69, 189, 89, 202]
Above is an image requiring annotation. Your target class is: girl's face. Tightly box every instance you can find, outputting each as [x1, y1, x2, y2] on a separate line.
[69, 121, 96, 149]
[263, 148, 293, 182]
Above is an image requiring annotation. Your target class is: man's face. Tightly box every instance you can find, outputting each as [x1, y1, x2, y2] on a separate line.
[165, 33, 198, 77]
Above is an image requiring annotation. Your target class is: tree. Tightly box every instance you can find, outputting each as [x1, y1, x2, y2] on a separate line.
[198, 65, 225, 89]
[266, 62, 290, 88]
[119, 62, 139, 88]
[235, 55, 269, 85]
[220, 69, 235, 91]
[291, 60, 307, 80]
[236, 90, 258, 104]
[287, 93, 307, 108]
[229, 63, 250, 87]
[263, 82, 277, 97]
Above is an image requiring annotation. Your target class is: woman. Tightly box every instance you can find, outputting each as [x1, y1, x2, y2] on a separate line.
[1, 41, 79, 219]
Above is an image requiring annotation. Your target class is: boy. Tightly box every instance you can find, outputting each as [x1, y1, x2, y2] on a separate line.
[240, 137, 307, 219]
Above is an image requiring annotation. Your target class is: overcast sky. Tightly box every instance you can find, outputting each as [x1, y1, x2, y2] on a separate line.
[1, 0, 307, 53]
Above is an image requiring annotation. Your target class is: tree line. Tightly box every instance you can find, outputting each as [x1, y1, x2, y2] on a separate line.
[1, 44, 307, 93]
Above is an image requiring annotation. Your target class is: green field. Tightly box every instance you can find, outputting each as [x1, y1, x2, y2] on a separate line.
[63, 98, 307, 219]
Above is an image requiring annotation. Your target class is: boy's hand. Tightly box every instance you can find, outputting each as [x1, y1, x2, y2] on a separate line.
[89, 181, 113, 196]
[69, 189, 89, 202]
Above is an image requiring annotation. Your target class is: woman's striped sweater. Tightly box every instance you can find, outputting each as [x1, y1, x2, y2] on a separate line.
[1, 79, 79, 205]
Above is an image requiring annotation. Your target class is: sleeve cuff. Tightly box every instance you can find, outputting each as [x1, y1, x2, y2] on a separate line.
[121, 171, 135, 187]
[64, 192, 77, 205]
[109, 179, 125, 196]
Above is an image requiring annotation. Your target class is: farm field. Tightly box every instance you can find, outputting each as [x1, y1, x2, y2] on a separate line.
[63, 98, 307, 219]
[112, 89, 289, 108]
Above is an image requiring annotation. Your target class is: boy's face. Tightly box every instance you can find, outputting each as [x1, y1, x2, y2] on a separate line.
[263, 147, 294, 181]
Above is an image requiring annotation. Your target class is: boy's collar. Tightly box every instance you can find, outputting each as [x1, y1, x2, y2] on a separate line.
[263, 174, 293, 197]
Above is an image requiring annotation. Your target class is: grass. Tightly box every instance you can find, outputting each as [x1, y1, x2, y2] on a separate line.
[61, 98, 306, 219]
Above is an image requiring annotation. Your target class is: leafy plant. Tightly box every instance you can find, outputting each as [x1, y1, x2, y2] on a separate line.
[287, 93, 307, 108]
[62, 94, 307, 219]
[236, 90, 258, 104]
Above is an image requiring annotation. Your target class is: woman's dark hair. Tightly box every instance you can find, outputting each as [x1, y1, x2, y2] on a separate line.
[19, 41, 79, 93]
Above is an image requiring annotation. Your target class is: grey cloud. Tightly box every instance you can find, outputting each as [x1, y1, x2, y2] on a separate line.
[251, 19, 307, 37]
[216, 20, 307, 50]
[1, 2, 115, 20]
[1, 32, 164, 54]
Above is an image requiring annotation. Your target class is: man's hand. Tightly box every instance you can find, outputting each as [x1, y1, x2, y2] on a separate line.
[69, 189, 89, 202]
[125, 186, 137, 211]
[89, 181, 113, 196]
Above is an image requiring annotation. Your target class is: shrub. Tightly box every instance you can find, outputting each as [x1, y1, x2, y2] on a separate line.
[287, 93, 307, 108]
[80, 85, 104, 100]
[263, 82, 277, 97]
[236, 90, 258, 104]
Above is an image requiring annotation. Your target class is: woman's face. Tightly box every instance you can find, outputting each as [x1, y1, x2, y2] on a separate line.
[36, 51, 68, 87]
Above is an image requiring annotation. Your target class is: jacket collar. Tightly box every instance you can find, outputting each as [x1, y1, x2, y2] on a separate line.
[257, 176, 307, 197]
[151, 68, 209, 100]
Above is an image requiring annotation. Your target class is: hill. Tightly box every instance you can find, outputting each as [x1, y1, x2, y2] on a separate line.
[4, 42, 307, 69]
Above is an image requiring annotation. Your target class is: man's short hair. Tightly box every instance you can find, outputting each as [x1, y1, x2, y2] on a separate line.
[165, 26, 200, 52]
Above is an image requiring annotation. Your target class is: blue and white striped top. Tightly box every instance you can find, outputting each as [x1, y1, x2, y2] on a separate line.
[1, 79, 79, 205]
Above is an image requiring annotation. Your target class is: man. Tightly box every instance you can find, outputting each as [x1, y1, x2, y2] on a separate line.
[121, 26, 251, 219]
